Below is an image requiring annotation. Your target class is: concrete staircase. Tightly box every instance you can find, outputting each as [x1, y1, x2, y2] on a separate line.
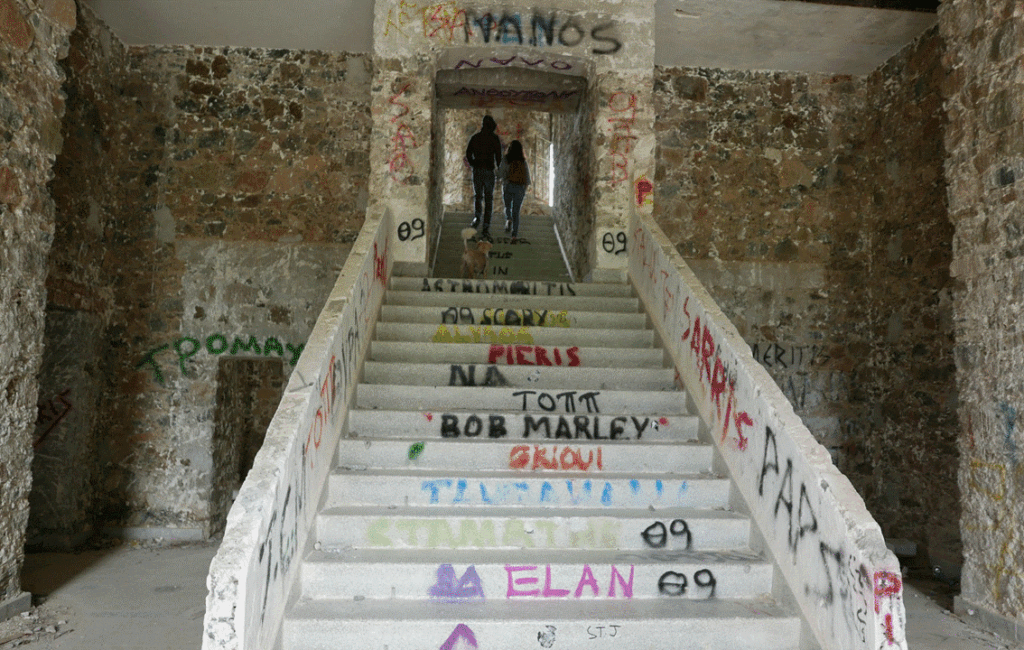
[281, 218, 803, 649]
[432, 210, 573, 282]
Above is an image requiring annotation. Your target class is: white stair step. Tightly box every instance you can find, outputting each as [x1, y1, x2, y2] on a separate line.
[335, 439, 712, 474]
[369, 341, 664, 367]
[375, 322, 655, 348]
[283, 598, 801, 650]
[324, 472, 730, 510]
[384, 290, 639, 313]
[362, 361, 678, 390]
[379, 304, 647, 329]
[347, 409, 698, 441]
[390, 277, 634, 297]
[299, 548, 773, 600]
[354, 385, 688, 415]
[315, 506, 752, 551]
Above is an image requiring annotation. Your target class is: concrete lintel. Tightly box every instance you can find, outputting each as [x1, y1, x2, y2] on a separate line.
[954, 596, 1024, 645]
[0, 591, 32, 622]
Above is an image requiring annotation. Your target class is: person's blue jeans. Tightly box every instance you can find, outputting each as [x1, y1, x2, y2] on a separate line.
[472, 168, 496, 232]
[503, 182, 527, 237]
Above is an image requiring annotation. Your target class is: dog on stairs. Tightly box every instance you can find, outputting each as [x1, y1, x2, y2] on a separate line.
[461, 227, 492, 279]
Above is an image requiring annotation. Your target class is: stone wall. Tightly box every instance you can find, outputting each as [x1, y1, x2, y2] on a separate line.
[46, 10, 372, 537]
[0, 0, 76, 608]
[652, 26, 958, 570]
[939, 0, 1024, 631]
[553, 91, 596, 280]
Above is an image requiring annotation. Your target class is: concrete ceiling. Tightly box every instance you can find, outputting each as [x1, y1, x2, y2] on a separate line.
[82, 0, 937, 75]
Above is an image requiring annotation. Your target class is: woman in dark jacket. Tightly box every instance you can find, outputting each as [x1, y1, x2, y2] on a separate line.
[497, 139, 530, 243]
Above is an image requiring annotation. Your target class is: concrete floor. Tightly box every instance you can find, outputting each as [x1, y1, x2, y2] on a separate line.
[0, 542, 1017, 649]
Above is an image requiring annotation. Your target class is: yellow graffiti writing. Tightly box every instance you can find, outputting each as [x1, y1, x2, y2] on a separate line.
[432, 325, 534, 344]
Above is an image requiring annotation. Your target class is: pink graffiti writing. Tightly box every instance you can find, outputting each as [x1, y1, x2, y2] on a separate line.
[506, 564, 634, 598]
[388, 84, 417, 182]
[509, 445, 604, 471]
[682, 297, 753, 451]
[488, 344, 580, 366]
[383, 0, 419, 37]
[440, 624, 478, 650]
[608, 93, 638, 185]
[35, 388, 72, 448]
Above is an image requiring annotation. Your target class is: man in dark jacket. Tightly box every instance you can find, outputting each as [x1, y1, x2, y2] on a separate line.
[465, 115, 502, 239]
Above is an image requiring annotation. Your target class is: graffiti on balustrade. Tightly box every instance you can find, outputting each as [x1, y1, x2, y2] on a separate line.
[368, 516, 621, 549]
[255, 458, 307, 624]
[441, 307, 570, 327]
[423, 278, 576, 295]
[34, 388, 72, 449]
[874, 571, 905, 647]
[438, 412, 663, 440]
[759, 425, 877, 647]
[680, 295, 754, 452]
[419, 477, 689, 507]
[433, 325, 533, 344]
[430, 564, 485, 601]
[513, 390, 601, 412]
[506, 565, 633, 598]
[510, 445, 604, 472]
[137, 334, 305, 386]
[607, 93, 638, 186]
[489, 344, 579, 366]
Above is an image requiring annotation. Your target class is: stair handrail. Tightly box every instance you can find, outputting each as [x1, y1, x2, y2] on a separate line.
[627, 213, 907, 650]
[202, 212, 393, 650]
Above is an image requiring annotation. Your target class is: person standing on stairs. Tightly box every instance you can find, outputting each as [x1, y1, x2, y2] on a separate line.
[497, 139, 530, 244]
[465, 115, 503, 241]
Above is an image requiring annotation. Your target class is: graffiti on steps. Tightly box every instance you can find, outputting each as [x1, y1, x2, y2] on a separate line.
[512, 389, 601, 412]
[488, 344, 579, 366]
[509, 445, 604, 472]
[439, 624, 478, 650]
[506, 565, 633, 598]
[367, 516, 621, 549]
[587, 625, 621, 639]
[438, 413, 662, 440]
[641, 519, 692, 550]
[418, 477, 691, 507]
[421, 278, 571, 295]
[430, 564, 485, 601]
[441, 307, 570, 327]
[433, 325, 533, 344]
[449, 364, 510, 386]
[657, 569, 716, 598]
[137, 334, 304, 385]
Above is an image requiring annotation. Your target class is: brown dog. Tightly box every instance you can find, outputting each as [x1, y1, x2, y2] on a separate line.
[461, 227, 492, 279]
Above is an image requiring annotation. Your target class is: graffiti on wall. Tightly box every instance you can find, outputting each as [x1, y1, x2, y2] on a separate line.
[388, 83, 418, 183]
[35, 388, 72, 448]
[384, 2, 623, 55]
[453, 55, 576, 73]
[137, 334, 305, 386]
[608, 93, 638, 185]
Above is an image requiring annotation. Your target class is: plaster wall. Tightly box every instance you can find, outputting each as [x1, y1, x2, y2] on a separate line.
[939, 0, 1024, 634]
[0, 0, 76, 607]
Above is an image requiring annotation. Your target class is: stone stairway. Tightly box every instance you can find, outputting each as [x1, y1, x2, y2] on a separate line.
[281, 242, 803, 648]
[432, 210, 573, 282]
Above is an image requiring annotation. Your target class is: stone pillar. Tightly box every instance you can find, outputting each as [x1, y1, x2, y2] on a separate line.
[0, 0, 75, 618]
[940, 0, 1024, 639]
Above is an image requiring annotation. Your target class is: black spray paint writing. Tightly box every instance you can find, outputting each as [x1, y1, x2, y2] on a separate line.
[512, 390, 600, 412]
[439, 413, 653, 440]
[641, 519, 692, 549]
[449, 364, 510, 387]
[441, 307, 570, 327]
[422, 278, 575, 296]
[462, 9, 621, 55]
[758, 426, 819, 558]
[657, 569, 716, 598]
